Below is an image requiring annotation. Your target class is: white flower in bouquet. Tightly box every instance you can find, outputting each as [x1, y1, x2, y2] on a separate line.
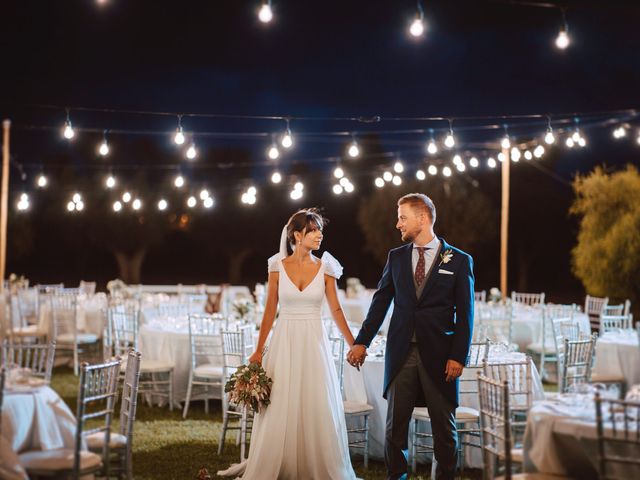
[224, 362, 273, 413]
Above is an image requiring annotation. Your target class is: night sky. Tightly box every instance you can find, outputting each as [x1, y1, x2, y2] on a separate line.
[1, 0, 639, 299]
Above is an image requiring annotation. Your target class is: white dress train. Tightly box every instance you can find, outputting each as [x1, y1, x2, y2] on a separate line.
[217, 252, 357, 480]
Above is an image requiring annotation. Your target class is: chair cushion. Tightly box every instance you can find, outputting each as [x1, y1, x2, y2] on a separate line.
[56, 333, 99, 344]
[193, 363, 223, 378]
[86, 432, 128, 450]
[19, 449, 102, 473]
[140, 359, 174, 372]
[343, 401, 374, 414]
[11, 325, 47, 337]
[413, 406, 479, 422]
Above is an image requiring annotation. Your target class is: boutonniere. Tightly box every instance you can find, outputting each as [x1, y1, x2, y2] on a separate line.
[439, 249, 453, 266]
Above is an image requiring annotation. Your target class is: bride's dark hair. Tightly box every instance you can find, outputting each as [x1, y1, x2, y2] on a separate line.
[285, 208, 328, 253]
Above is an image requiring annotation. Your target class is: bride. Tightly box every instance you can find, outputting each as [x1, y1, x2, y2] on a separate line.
[218, 209, 358, 479]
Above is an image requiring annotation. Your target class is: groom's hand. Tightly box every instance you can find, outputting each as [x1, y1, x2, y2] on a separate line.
[445, 359, 464, 382]
[347, 344, 367, 369]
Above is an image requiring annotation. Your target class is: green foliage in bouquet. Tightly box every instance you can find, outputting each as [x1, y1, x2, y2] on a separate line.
[224, 362, 273, 413]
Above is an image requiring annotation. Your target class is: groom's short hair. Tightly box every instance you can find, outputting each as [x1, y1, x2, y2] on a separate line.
[398, 193, 436, 224]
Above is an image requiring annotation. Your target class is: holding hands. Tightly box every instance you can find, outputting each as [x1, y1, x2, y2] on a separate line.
[347, 344, 367, 370]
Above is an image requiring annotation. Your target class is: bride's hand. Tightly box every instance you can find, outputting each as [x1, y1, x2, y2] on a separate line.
[248, 350, 262, 365]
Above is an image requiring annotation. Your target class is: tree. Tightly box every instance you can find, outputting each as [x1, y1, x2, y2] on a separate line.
[358, 176, 497, 265]
[571, 165, 640, 306]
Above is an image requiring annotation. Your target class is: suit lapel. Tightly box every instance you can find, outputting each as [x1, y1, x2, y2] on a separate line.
[400, 243, 416, 304]
[417, 237, 447, 305]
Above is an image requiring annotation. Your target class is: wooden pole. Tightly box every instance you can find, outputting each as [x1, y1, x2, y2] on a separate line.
[500, 146, 510, 302]
[1, 119, 10, 293]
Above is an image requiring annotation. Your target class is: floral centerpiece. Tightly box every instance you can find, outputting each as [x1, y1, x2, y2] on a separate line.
[489, 287, 502, 303]
[232, 297, 254, 322]
[8, 273, 29, 292]
[106, 279, 128, 297]
[224, 362, 273, 413]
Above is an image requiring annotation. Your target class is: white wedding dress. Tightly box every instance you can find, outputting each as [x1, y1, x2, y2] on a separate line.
[218, 252, 357, 480]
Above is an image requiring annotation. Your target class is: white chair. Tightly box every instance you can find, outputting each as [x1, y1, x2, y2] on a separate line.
[585, 294, 609, 331]
[110, 306, 174, 410]
[410, 339, 489, 475]
[19, 358, 121, 479]
[600, 314, 633, 334]
[11, 287, 48, 342]
[218, 327, 254, 460]
[87, 351, 142, 480]
[511, 291, 545, 307]
[51, 292, 99, 375]
[1, 340, 56, 383]
[558, 335, 596, 393]
[157, 302, 189, 320]
[184, 314, 227, 419]
[486, 304, 515, 346]
[36, 283, 64, 294]
[594, 393, 640, 479]
[475, 290, 487, 303]
[78, 281, 96, 296]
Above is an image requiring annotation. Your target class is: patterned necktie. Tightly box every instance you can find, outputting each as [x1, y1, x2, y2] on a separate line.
[415, 247, 427, 285]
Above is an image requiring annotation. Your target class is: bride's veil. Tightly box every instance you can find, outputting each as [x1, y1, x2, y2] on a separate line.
[278, 225, 288, 259]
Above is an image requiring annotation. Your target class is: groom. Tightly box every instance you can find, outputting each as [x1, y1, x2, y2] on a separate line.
[347, 193, 474, 480]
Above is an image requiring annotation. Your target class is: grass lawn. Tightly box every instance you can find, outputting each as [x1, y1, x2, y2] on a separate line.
[51, 367, 484, 479]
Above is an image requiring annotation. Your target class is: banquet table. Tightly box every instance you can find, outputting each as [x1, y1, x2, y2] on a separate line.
[523, 393, 639, 479]
[1, 385, 79, 479]
[592, 329, 640, 387]
[343, 341, 544, 467]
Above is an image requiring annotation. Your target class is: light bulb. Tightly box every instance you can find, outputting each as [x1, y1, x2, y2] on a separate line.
[571, 131, 581, 142]
[444, 133, 455, 149]
[348, 142, 360, 158]
[187, 196, 197, 208]
[456, 163, 466, 172]
[555, 28, 570, 49]
[271, 171, 282, 184]
[199, 189, 209, 200]
[105, 176, 116, 189]
[501, 136, 511, 149]
[203, 197, 214, 208]
[416, 169, 426, 180]
[247, 186, 257, 196]
[258, 3, 273, 23]
[73, 193, 81, 203]
[122, 192, 131, 203]
[428, 165, 438, 176]
[544, 131, 556, 144]
[281, 129, 293, 149]
[452, 155, 462, 165]
[174, 175, 185, 188]
[157, 199, 168, 211]
[374, 177, 384, 188]
[67, 201, 76, 212]
[75, 201, 84, 211]
[20, 193, 28, 202]
[578, 137, 587, 148]
[498, 152, 506, 162]
[333, 184, 343, 195]
[392, 175, 402, 186]
[487, 157, 497, 168]
[267, 144, 280, 160]
[37, 174, 48, 188]
[174, 128, 185, 145]
[442, 166, 452, 177]
[524, 150, 533, 161]
[132, 199, 142, 211]
[99, 141, 109, 156]
[393, 161, 404, 173]
[383, 171, 393, 182]
[469, 157, 479, 168]
[290, 189, 303, 200]
[344, 182, 355, 193]
[294, 181, 304, 191]
[186, 143, 197, 160]
[566, 137, 575, 148]
[339, 177, 350, 187]
[63, 121, 75, 140]
[427, 141, 438, 155]
[409, 18, 425, 37]
[613, 127, 627, 139]
[334, 167, 344, 179]
[534, 145, 545, 158]
[510, 147, 521, 162]
[636, 133, 640, 145]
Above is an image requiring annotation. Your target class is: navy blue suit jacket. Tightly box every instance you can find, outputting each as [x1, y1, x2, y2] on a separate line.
[354, 238, 474, 407]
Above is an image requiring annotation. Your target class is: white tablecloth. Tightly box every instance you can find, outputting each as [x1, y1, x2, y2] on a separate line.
[343, 345, 544, 466]
[592, 330, 640, 387]
[524, 394, 639, 478]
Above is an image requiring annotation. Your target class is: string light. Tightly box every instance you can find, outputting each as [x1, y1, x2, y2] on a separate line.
[347, 134, 360, 158]
[501, 126, 511, 149]
[555, 10, 570, 50]
[98, 130, 110, 156]
[428, 165, 438, 176]
[17, 193, 30, 211]
[393, 160, 404, 173]
[280, 119, 294, 149]
[374, 177, 384, 188]
[186, 141, 197, 160]
[442, 166, 452, 177]
[333, 166, 344, 179]
[63, 110, 75, 140]
[382, 171, 393, 182]
[566, 137, 575, 148]
[416, 169, 426, 180]
[174, 174, 185, 188]
[122, 192, 132, 203]
[452, 154, 462, 165]
[487, 157, 497, 168]
[392, 175, 402, 186]
[498, 152, 506, 162]
[267, 137, 280, 160]
[241, 186, 257, 205]
[113, 201, 122, 212]
[203, 197, 215, 209]
[613, 126, 627, 139]
[187, 196, 197, 208]
[544, 118, 556, 144]
[469, 157, 479, 168]
[427, 139, 438, 155]
[456, 162, 466, 172]
[258, 0, 273, 23]
[409, 0, 425, 38]
[157, 199, 168, 211]
[68, 193, 84, 212]
[105, 175, 116, 189]
[271, 171, 282, 184]
[36, 174, 48, 188]
[344, 182, 354, 193]
[290, 182, 304, 200]
[444, 120, 455, 148]
[636, 131, 640, 145]
[332, 184, 343, 195]
[174, 116, 185, 145]
[510, 147, 521, 162]
[533, 145, 545, 158]
[199, 189, 210, 200]
[524, 150, 533, 161]
[132, 199, 142, 211]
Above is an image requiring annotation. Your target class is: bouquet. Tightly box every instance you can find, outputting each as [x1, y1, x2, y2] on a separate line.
[224, 362, 273, 413]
